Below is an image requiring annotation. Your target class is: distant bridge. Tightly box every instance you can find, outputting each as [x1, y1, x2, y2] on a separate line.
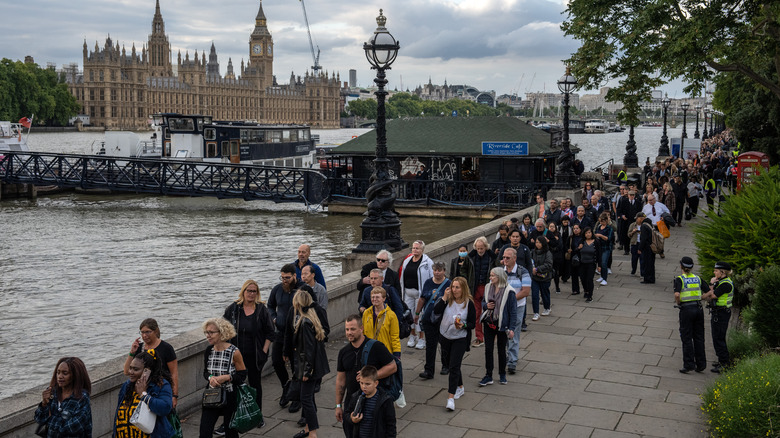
[0, 152, 328, 204]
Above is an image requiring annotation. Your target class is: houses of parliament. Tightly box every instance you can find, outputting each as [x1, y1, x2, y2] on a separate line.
[66, 0, 341, 129]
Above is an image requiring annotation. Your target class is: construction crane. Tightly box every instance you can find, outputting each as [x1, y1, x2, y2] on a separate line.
[300, 0, 322, 73]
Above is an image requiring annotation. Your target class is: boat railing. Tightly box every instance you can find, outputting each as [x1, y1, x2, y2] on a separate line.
[136, 140, 162, 157]
[590, 158, 614, 172]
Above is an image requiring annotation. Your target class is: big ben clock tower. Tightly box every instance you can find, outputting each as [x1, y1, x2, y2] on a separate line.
[248, 0, 273, 88]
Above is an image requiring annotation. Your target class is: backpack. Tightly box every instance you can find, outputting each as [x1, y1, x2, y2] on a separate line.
[361, 339, 403, 401]
[650, 229, 665, 254]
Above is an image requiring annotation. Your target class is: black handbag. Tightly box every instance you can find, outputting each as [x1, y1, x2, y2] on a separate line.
[285, 379, 301, 402]
[202, 386, 227, 408]
[571, 253, 581, 268]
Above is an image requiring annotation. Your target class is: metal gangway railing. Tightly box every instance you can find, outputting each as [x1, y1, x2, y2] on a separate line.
[0, 152, 328, 204]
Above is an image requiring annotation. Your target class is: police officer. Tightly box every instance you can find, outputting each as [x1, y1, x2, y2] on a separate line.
[702, 261, 734, 373]
[674, 256, 710, 373]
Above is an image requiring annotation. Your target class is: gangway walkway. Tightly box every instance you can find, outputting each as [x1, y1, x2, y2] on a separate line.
[0, 151, 328, 204]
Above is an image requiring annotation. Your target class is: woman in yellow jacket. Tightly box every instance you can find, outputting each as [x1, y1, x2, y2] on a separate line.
[362, 286, 402, 357]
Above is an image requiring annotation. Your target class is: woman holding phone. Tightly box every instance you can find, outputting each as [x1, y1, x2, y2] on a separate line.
[34, 357, 92, 437]
[113, 350, 174, 437]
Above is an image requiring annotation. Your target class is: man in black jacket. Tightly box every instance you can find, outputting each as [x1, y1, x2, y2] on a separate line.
[357, 250, 401, 300]
[637, 214, 655, 284]
[268, 264, 298, 392]
[617, 190, 643, 255]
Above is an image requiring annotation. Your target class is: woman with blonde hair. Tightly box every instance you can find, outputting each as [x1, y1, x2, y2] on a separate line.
[285, 290, 330, 438]
[362, 286, 401, 357]
[433, 276, 476, 411]
[200, 318, 247, 438]
[222, 279, 275, 424]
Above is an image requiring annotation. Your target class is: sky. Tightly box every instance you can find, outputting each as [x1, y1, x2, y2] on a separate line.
[2, 0, 689, 99]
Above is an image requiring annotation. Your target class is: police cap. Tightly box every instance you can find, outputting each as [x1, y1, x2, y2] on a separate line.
[680, 257, 694, 268]
[714, 261, 732, 271]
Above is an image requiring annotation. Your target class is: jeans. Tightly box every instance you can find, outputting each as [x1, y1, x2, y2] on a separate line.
[531, 280, 551, 313]
[440, 336, 467, 394]
[506, 305, 525, 369]
[600, 249, 611, 281]
[300, 378, 319, 431]
[630, 244, 639, 275]
[474, 285, 485, 341]
[483, 323, 508, 376]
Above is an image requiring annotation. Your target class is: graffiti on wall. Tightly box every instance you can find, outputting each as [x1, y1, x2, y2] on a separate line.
[430, 157, 457, 180]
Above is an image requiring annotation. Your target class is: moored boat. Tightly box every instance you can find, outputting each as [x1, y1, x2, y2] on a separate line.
[584, 119, 609, 133]
[0, 119, 31, 153]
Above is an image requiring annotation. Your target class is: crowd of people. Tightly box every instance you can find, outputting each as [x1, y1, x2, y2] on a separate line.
[33, 135, 741, 437]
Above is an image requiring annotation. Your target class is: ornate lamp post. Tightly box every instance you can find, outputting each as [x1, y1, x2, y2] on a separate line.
[680, 101, 690, 158]
[353, 9, 405, 253]
[694, 104, 701, 139]
[555, 66, 577, 188]
[702, 108, 709, 140]
[658, 93, 671, 157]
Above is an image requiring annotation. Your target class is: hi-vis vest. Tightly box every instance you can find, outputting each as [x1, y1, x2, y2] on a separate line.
[714, 277, 734, 308]
[617, 170, 627, 182]
[705, 179, 716, 191]
[678, 273, 702, 302]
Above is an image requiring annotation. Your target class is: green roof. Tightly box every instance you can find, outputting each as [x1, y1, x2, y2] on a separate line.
[333, 117, 557, 156]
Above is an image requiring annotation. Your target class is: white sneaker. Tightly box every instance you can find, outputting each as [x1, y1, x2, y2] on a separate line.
[454, 386, 465, 399]
[532, 313, 540, 321]
[415, 338, 426, 350]
[446, 398, 455, 411]
[407, 335, 417, 348]
[600, 279, 608, 286]
[541, 308, 551, 316]
[608, 268, 613, 274]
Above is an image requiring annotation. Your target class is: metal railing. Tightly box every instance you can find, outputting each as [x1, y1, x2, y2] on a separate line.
[328, 178, 553, 209]
[0, 152, 328, 204]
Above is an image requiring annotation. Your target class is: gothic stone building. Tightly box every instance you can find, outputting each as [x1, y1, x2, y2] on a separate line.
[68, 0, 341, 129]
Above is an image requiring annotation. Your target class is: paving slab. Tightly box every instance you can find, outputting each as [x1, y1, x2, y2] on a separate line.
[448, 409, 515, 432]
[616, 413, 707, 437]
[585, 368, 661, 388]
[557, 423, 596, 438]
[561, 405, 623, 429]
[541, 387, 639, 413]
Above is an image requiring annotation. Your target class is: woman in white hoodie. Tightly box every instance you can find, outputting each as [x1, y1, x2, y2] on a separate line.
[400, 240, 434, 350]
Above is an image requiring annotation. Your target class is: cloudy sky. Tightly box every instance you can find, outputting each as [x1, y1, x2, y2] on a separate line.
[2, 0, 688, 98]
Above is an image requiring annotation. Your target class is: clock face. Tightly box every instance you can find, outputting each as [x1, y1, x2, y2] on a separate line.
[267, 45, 272, 55]
[253, 44, 262, 54]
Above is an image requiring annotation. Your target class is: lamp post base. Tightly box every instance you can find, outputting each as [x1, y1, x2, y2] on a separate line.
[352, 219, 407, 254]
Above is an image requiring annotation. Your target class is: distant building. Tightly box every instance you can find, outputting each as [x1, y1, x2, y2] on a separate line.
[349, 69, 357, 88]
[412, 79, 496, 107]
[64, 0, 341, 129]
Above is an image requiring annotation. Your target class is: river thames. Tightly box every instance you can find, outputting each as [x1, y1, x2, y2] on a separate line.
[0, 124, 688, 399]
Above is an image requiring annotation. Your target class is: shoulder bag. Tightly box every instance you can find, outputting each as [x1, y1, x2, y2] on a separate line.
[202, 386, 227, 408]
[129, 394, 157, 434]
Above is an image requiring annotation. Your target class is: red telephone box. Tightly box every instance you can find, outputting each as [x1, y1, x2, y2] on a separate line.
[736, 151, 770, 191]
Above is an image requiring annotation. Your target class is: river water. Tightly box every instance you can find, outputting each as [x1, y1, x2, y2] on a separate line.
[1, 123, 687, 399]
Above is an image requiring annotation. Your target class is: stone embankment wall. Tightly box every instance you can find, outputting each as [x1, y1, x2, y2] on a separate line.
[0, 207, 532, 437]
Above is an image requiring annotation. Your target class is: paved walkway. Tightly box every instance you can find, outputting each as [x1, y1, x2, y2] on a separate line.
[182, 216, 718, 437]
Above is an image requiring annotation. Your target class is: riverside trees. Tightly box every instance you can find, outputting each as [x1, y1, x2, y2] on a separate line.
[562, 1, 780, 160]
[0, 58, 79, 126]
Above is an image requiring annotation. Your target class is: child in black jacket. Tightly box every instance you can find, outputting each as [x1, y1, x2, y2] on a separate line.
[343, 366, 396, 438]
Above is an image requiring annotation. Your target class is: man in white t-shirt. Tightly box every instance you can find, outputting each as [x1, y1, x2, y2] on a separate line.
[502, 248, 532, 375]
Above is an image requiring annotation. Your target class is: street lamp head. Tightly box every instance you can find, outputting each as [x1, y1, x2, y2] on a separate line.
[557, 66, 577, 94]
[662, 93, 670, 109]
[681, 102, 690, 111]
[364, 9, 400, 70]
[695, 104, 702, 111]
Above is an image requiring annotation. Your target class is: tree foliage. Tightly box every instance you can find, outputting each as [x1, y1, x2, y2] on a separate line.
[345, 92, 512, 119]
[693, 166, 780, 277]
[0, 58, 80, 126]
[562, 1, 780, 126]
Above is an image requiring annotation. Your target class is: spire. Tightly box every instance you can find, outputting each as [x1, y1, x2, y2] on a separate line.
[252, 0, 270, 36]
[152, 0, 165, 34]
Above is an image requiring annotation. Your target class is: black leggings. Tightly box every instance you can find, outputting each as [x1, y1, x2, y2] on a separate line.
[483, 324, 508, 376]
[581, 262, 596, 296]
[439, 336, 468, 395]
[271, 340, 289, 387]
[300, 378, 319, 431]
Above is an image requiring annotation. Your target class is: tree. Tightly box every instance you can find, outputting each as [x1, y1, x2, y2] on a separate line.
[562, 1, 780, 129]
[0, 59, 79, 126]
